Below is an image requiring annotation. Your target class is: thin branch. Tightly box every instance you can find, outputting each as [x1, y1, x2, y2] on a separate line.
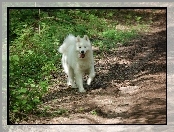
[38, 9, 40, 35]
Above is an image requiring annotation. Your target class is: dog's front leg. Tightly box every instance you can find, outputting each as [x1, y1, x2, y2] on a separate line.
[87, 66, 95, 86]
[67, 70, 77, 88]
[75, 72, 86, 92]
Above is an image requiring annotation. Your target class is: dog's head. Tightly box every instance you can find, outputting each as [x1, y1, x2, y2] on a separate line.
[76, 35, 91, 58]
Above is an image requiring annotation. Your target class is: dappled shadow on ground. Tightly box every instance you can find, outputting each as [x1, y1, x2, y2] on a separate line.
[90, 29, 166, 90]
[21, 10, 166, 124]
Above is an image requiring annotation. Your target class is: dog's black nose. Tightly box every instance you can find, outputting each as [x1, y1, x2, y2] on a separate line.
[81, 51, 84, 54]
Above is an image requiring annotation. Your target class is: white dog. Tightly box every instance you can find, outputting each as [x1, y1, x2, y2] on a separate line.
[58, 34, 95, 92]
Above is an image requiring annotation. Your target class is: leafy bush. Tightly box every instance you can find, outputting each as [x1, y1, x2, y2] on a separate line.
[9, 33, 58, 122]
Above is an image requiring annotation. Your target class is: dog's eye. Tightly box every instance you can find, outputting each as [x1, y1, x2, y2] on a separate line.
[79, 47, 81, 48]
[84, 46, 86, 48]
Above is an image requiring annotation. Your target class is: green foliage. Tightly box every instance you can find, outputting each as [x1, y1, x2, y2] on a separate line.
[94, 29, 137, 50]
[9, 9, 150, 123]
[54, 108, 69, 116]
[90, 109, 98, 115]
[102, 29, 137, 42]
[37, 107, 68, 117]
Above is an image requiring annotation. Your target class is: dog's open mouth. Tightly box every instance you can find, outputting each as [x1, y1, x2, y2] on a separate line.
[80, 53, 85, 58]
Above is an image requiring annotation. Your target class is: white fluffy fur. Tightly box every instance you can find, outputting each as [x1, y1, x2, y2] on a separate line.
[58, 34, 95, 92]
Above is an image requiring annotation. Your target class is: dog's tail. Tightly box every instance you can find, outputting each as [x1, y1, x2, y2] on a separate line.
[58, 43, 67, 54]
[58, 34, 75, 54]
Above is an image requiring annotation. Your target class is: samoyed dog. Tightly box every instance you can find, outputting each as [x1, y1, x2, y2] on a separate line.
[58, 34, 95, 92]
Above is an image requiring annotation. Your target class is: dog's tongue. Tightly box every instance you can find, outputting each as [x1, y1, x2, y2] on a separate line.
[80, 54, 85, 58]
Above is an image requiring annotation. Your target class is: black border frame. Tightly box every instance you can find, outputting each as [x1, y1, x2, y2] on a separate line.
[7, 6, 167, 125]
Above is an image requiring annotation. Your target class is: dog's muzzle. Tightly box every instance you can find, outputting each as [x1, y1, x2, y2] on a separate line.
[80, 53, 85, 58]
[80, 51, 85, 58]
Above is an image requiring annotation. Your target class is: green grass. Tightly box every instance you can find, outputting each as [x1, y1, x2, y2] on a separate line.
[9, 9, 152, 123]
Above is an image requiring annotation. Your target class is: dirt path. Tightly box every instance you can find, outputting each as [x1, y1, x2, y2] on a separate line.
[22, 10, 166, 124]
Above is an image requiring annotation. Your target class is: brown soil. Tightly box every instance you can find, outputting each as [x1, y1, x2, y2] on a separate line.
[21, 9, 166, 124]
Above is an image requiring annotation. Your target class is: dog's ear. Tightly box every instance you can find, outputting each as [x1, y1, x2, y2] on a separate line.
[76, 35, 80, 42]
[83, 35, 89, 41]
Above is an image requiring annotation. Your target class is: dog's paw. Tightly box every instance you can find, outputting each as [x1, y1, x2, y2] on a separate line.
[72, 84, 77, 88]
[87, 78, 92, 85]
[67, 82, 77, 88]
[68, 84, 77, 89]
[79, 89, 86, 93]
[67, 81, 71, 86]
